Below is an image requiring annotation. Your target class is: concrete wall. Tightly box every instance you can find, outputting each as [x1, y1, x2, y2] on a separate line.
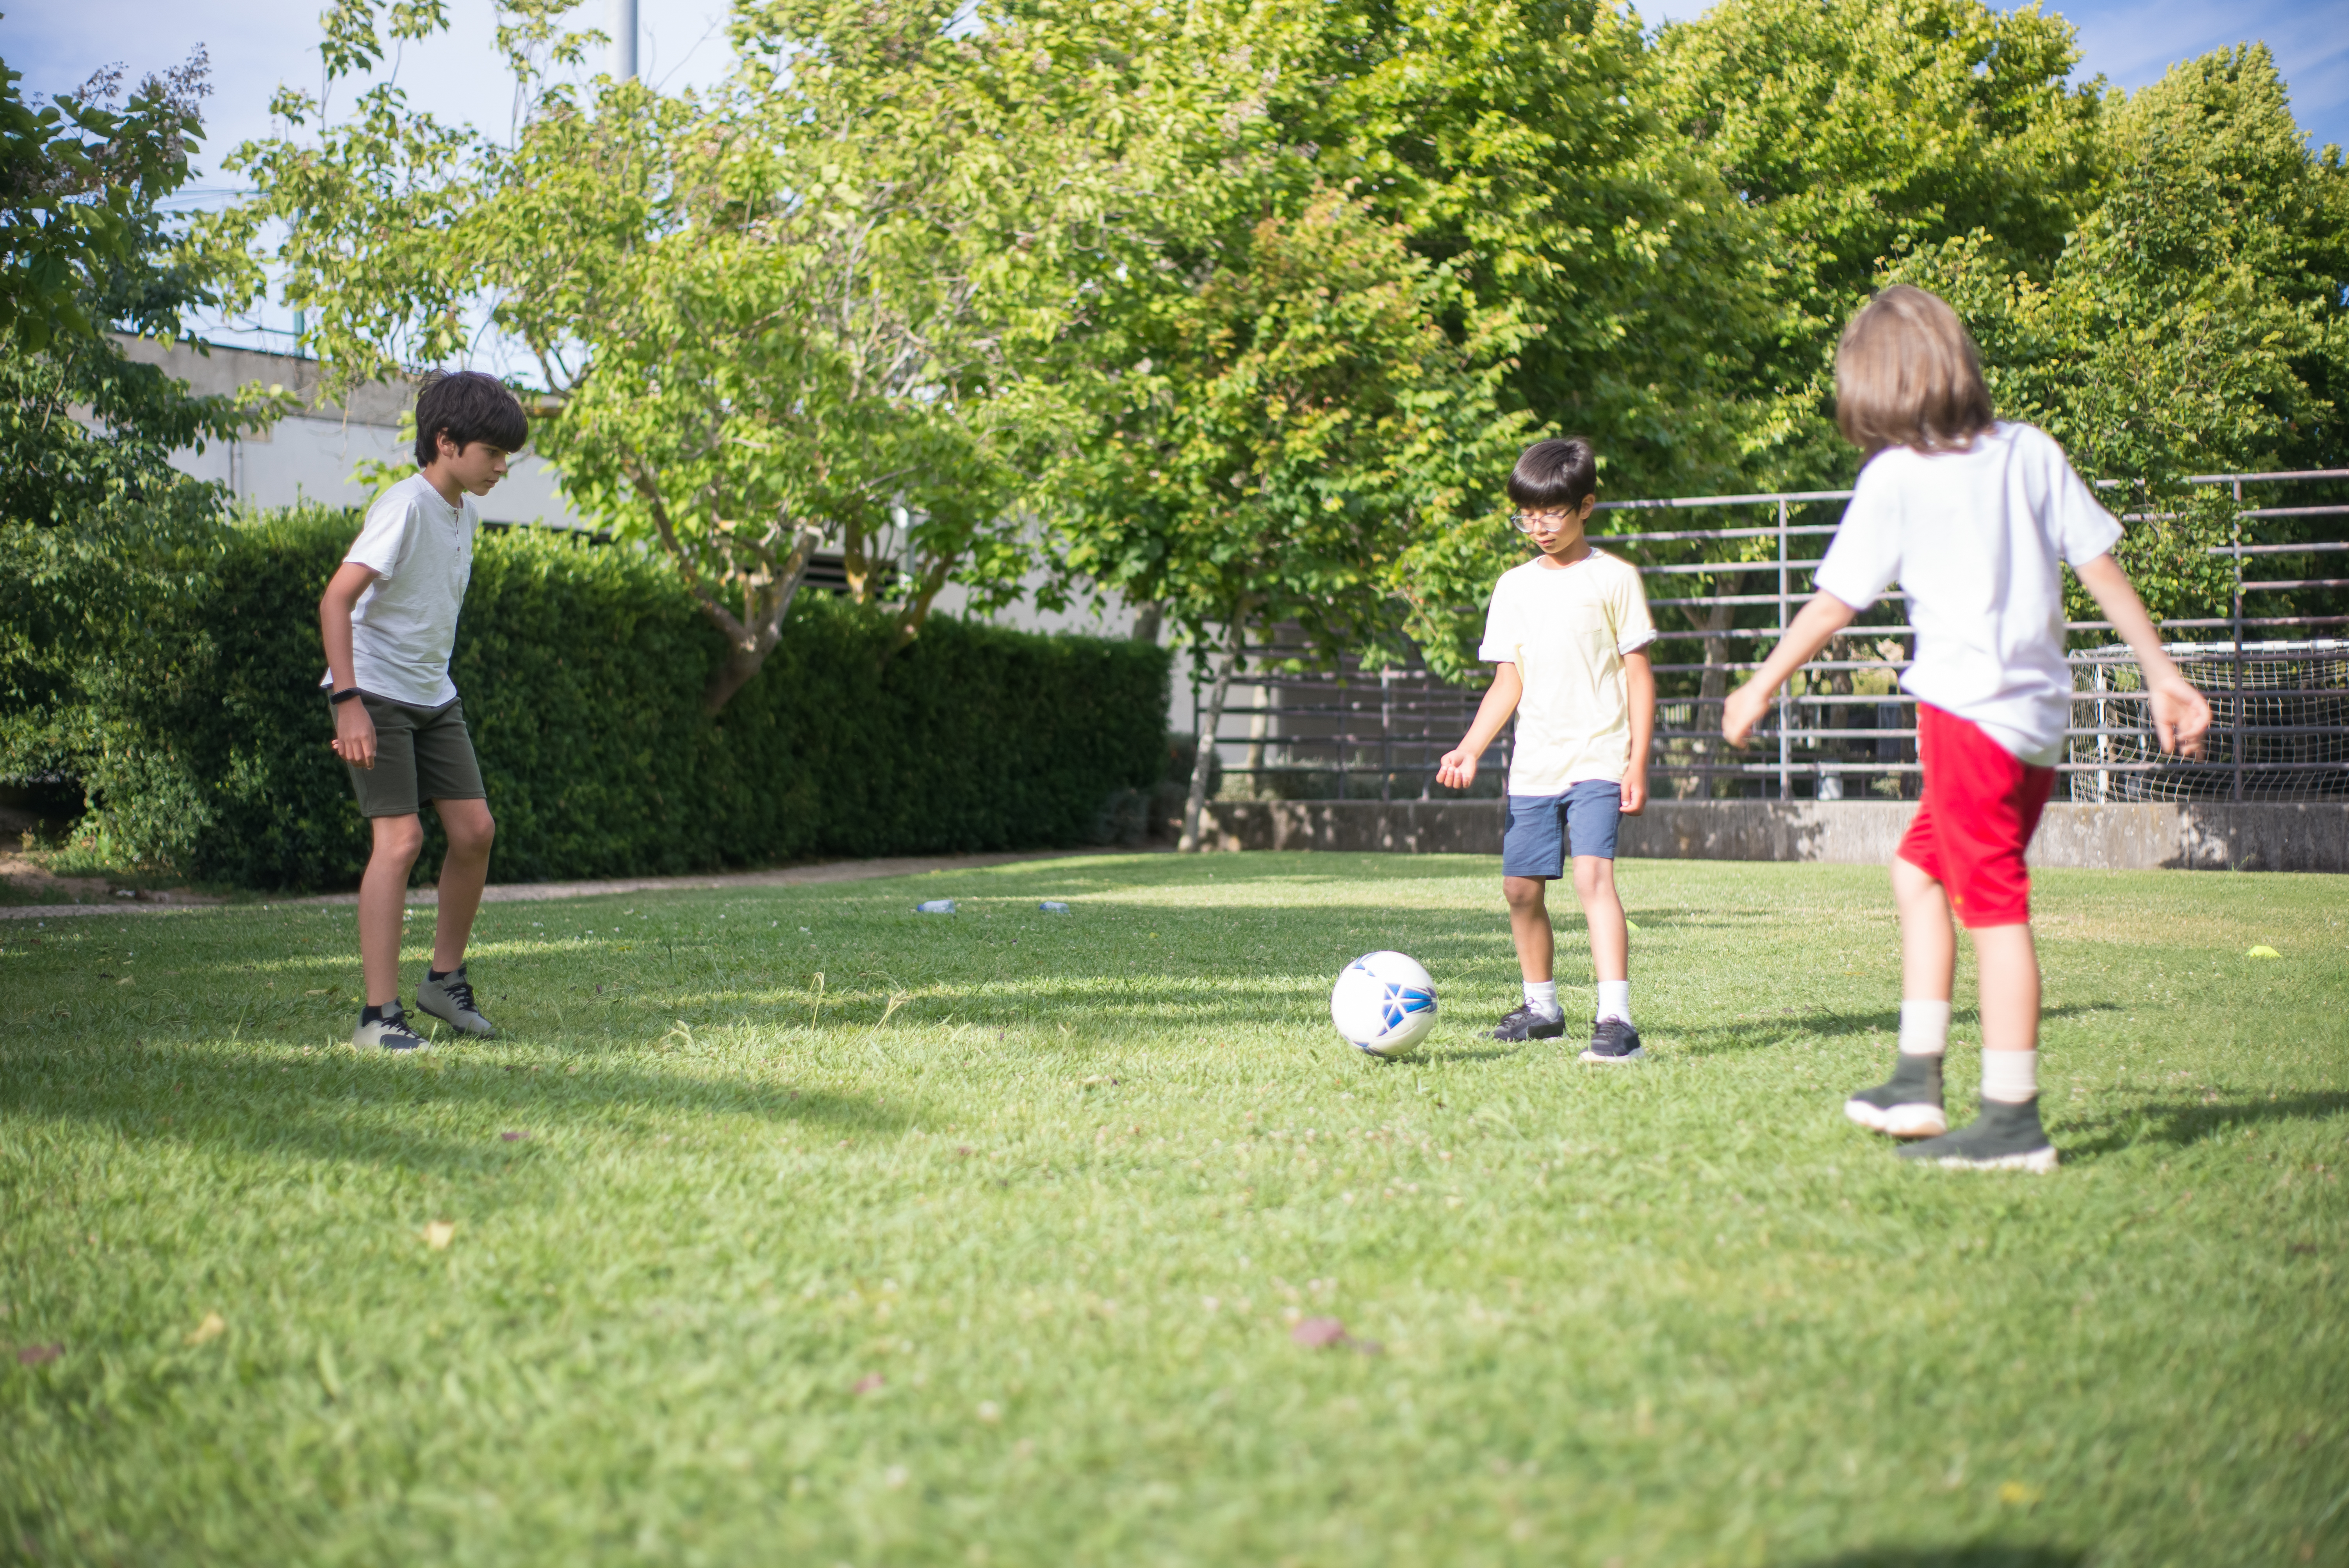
[1191, 799, 2349, 872]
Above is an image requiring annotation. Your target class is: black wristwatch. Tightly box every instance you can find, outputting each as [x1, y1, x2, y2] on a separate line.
[331, 688, 363, 705]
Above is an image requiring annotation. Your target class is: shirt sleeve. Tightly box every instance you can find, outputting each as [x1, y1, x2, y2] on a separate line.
[1813, 460, 1905, 612]
[343, 489, 418, 581]
[1475, 573, 1520, 664]
[2037, 429, 2124, 566]
[1609, 557, 1657, 656]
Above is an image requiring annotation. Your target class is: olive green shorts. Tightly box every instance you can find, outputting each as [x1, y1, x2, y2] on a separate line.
[336, 694, 486, 818]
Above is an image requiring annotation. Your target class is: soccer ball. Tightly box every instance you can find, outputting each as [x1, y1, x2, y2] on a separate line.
[1330, 951, 1438, 1058]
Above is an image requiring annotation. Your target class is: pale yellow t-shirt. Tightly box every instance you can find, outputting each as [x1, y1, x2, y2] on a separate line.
[1477, 549, 1657, 796]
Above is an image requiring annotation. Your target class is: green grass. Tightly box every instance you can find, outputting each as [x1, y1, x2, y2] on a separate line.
[2, 853, 2345, 1567]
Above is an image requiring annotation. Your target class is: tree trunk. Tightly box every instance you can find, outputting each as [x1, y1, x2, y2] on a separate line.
[1686, 576, 1743, 799]
[1178, 625, 1244, 853]
[696, 521, 827, 714]
[1129, 602, 1162, 644]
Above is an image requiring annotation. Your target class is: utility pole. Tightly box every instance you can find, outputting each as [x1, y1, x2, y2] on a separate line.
[614, 0, 638, 79]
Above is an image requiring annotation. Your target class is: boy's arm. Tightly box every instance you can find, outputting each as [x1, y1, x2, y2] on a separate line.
[1437, 663, 1524, 790]
[1620, 650, 1654, 814]
[2074, 552, 2211, 757]
[1723, 592, 1857, 746]
[321, 561, 381, 770]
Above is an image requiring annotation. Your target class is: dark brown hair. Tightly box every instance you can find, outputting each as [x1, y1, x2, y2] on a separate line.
[413, 370, 529, 467]
[1834, 285, 1994, 456]
[1506, 436, 1599, 510]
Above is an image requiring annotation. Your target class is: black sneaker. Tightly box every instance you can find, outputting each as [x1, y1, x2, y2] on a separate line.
[1896, 1098, 2057, 1173]
[1845, 1051, 1948, 1138]
[353, 1005, 430, 1053]
[1580, 1018, 1644, 1062]
[1490, 1003, 1567, 1042]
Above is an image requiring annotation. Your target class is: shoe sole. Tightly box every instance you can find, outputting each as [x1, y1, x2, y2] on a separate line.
[352, 1032, 431, 1053]
[1579, 1048, 1645, 1062]
[1845, 1099, 1948, 1138]
[414, 1001, 497, 1038]
[1492, 1025, 1566, 1042]
[1912, 1145, 2059, 1174]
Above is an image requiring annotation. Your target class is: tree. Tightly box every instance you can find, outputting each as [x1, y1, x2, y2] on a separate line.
[1653, 0, 2105, 486]
[1058, 188, 1533, 849]
[210, 0, 1185, 711]
[1899, 44, 2349, 624]
[0, 50, 270, 864]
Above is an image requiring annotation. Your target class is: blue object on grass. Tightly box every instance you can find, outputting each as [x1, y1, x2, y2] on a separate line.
[915, 900, 956, 914]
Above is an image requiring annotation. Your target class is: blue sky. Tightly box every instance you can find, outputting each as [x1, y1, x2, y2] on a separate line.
[2, 0, 2342, 351]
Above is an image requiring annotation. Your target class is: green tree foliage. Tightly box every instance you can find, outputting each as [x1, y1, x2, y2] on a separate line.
[1058, 189, 1533, 846]
[1654, 0, 2105, 482]
[209, 0, 1220, 710]
[0, 52, 266, 807]
[1900, 45, 2349, 623]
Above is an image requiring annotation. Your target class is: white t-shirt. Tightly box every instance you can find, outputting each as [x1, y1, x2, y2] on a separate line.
[1477, 548, 1657, 795]
[319, 473, 479, 709]
[1814, 422, 2121, 765]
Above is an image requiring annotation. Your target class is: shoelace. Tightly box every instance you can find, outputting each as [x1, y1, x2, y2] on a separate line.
[439, 975, 479, 1014]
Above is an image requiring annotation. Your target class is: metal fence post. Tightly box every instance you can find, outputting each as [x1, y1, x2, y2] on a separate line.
[2232, 477, 2246, 803]
[1777, 497, 1791, 800]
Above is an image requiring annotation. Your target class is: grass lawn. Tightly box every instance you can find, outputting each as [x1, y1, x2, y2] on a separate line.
[2, 853, 2345, 1566]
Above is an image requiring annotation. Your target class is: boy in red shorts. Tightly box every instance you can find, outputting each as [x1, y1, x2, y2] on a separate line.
[1723, 286, 2210, 1171]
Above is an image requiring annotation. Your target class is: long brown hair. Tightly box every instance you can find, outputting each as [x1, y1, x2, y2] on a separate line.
[1834, 285, 1994, 457]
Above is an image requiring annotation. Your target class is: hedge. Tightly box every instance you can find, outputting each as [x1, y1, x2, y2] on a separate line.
[31, 507, 1171, 890]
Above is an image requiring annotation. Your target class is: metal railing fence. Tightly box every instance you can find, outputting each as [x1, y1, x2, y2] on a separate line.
[1201, 469, 2349, 804]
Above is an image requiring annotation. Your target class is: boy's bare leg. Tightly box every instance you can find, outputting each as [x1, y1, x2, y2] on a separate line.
[429, 797, 496, 971]
[1892, 855, 1955, 1002]
[1503, 876, 1554, 981]
[1968, 924, 2041, 1055]
[359, 814, 426, 1007]
[1570, 855, 1628, 982]
[1849, 856, 1957, 1136]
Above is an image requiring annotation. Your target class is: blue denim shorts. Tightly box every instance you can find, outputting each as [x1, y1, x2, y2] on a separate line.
[1502, 780, 1622, 877]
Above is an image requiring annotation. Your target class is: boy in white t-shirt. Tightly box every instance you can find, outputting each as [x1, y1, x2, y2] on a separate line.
[1725, 286, 2210, 1170]
[1438, 437, 1659, 1062]
[319, 371, 529, 1052]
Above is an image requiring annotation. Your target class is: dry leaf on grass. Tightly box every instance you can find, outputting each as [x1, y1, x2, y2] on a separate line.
[422, 1220, 456, 1250]
[186, 1312, 226, 1346]
[15, 1343, 62, 1365]
[854, 1373, 885, 1395]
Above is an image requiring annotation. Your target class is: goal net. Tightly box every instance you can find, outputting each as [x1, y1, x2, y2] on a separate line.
[2066, 640, 2349, 802]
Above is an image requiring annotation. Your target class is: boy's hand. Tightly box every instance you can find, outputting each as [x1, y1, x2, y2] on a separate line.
[1721, 681, 1770, 747]
[333, 701, 378, 770]
[2150, 674, 2212, 759]
[1620, 764, 1649, 816]
[1436, 746, 1478, 791]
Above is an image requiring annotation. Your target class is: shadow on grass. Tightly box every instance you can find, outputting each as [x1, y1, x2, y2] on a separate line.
[2060, 1090, 2349, 1160]
[1784, 1549, 2084, 1568]
[0, 1039, 913, 1180]
[1671, 1002, 2124, 1058]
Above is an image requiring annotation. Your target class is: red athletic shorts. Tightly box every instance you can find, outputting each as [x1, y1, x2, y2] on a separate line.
[1897, 704, 2057, 928]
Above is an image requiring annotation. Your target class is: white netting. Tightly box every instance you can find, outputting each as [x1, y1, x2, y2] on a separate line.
[2066, 640, 2349, 802]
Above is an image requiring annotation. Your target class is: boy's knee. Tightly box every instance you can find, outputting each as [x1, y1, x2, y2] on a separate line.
[448, 809, 495, 856]
[1571, 856, 1616, 902]
[1502, 875, 1548, 911]
[372, 815, 426, 863]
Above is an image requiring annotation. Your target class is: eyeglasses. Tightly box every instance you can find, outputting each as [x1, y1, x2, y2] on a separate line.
[1510, 510, 1579, 534]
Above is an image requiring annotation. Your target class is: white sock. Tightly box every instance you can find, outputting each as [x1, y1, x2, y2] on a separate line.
[1522, 980, 1561, 1020]
[1981, 1049, 2038, 1105]
[1898, 999, 1952, 1058]
[1595, 979, 1631, 1024]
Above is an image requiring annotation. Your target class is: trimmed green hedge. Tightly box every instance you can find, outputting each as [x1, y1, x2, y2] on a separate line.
[45, 508, 1170, 890]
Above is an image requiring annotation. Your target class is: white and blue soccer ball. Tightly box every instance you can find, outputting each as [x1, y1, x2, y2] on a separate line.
[1330, 951, 1438, 1058]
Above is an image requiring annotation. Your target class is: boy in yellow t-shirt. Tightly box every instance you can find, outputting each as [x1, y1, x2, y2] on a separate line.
[1438, 438, 1658, 1060]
